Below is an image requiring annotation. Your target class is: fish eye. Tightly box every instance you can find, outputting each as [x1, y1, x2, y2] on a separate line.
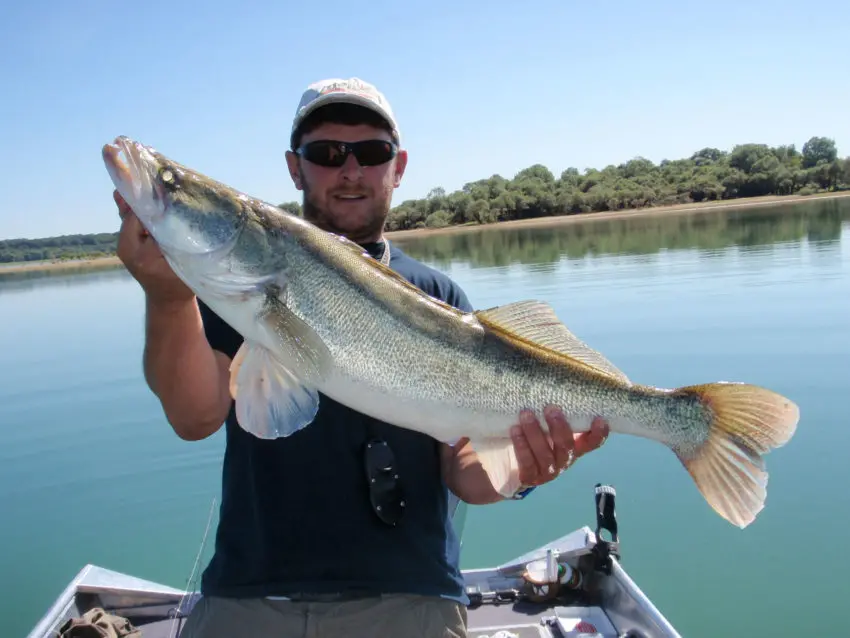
[158, 166, 180, 188]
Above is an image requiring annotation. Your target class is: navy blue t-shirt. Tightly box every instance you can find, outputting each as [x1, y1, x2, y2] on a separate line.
[197, 240, 474, 602]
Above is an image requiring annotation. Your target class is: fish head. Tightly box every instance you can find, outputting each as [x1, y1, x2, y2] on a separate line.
[102, 136, 246, 257]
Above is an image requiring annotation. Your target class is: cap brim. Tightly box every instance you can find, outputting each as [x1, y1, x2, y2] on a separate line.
[291, 93, 399, 140]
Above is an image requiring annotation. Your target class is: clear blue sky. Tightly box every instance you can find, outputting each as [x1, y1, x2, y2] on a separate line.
[1, 0, 847, 239]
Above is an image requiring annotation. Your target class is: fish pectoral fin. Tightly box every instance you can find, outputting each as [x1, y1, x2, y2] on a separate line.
[228, 298, 333, 440]
[475, 300, 631, 384]
[470, 438, 522, 498]
[258, 296, 334, 387]
[229, 341, 321, 439]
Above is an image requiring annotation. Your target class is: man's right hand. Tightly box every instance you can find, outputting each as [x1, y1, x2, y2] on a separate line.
[114, 190, 194, 305]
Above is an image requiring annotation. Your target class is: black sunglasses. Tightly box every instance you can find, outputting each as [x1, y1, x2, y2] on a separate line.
[296, 139, 398, 168]
[363, 437, 405, 526]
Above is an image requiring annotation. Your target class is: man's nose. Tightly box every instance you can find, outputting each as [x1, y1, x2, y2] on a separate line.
[339, 152, 363, 180]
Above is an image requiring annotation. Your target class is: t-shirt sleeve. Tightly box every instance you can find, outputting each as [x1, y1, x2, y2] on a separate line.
[409, 261, 474, 313]
[444, 280, 473, 312]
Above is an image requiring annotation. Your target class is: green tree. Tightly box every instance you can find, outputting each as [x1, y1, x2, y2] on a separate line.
[381, 135, 849, 232]
[802, 136, 838, 168]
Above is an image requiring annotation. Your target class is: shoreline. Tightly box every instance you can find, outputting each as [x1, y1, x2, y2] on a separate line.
[0, 255, 124, 275]
[385, 190, 850, 240]
[2, 191, 848, 276]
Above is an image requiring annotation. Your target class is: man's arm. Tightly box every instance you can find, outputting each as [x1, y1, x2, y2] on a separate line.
[440, 438, 503, 505]
[441, 408, 610, 504]
[143, 297, 233, 441]
[114, 190, 232, 442]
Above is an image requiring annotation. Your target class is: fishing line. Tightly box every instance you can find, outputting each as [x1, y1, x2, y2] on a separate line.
[168, 496, 217, 638]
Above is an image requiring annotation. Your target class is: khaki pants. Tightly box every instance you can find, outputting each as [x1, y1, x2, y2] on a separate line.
[179, 593, 468, 638]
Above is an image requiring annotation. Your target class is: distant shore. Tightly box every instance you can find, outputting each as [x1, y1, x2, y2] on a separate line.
[386, 190, 850, 240]
[0, 255, 123, 275]
[2, 191, 848, 276]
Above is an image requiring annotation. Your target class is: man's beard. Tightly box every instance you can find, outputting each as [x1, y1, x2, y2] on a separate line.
[301, 182, 389, 244]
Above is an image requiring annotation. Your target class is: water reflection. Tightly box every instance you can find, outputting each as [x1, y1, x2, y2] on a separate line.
[393, 198, 850, 269]
[0, 265, 128, 295]
[2, 199, 847, 296]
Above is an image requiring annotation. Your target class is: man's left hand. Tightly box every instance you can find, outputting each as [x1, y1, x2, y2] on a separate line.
[511, 406, 609, 488]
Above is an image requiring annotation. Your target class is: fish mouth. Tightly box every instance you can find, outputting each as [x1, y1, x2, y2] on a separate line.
[103, 136, 144, 200]
[102, 136, 164, 229]
[102, 135, 245, 263]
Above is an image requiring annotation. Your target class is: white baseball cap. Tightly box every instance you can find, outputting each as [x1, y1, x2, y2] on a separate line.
[290, 77, 400, 147]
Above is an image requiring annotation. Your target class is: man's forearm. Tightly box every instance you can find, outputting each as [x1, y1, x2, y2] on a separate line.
[143, 296, 231, 440]
[441, 441, 507, 505]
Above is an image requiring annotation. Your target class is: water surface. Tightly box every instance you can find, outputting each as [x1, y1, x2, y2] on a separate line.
[2, 198, 848, 637]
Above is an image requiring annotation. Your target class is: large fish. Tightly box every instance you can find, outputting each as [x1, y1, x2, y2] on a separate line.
[102, 135, 799, 529]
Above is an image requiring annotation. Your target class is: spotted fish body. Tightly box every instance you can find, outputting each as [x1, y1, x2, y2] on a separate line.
[103, 136, 800, 529]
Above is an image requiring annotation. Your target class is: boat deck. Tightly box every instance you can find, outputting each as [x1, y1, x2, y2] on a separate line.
[44, 588, 624, 638]
[63, 600, 591, 638]
[28, 487, 682, 638]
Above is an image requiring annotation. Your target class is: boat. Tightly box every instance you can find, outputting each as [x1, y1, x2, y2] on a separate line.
[26, 484, 682, 638]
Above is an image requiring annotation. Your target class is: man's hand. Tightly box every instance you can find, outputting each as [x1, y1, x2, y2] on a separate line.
[114, 190, 193, 304]
[511, 406, 609, 488]
[441, 407, 610, 504]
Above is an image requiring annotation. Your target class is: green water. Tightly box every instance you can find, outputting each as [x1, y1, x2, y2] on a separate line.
[2, 198, 848, 637]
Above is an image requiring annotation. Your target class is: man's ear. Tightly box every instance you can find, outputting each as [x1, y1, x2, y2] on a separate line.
[393, 149, 409, 188]
[285, 150, 303, 191]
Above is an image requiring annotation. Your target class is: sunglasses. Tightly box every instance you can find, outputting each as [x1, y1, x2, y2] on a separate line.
[364, 437, 405, 526]
[296, 139, 398, 168]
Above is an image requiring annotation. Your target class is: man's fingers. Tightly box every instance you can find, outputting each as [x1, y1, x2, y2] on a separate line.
[543, 405, 575, 473]
[574, 417, 610, 458]
[453, 436, 470, 450]
[113, 189, 130, 219]
[114, 189, 150, 238]
[509, 412, 610, 489]
[118, 207, 143, 247]
[521, 409, 558, 478]
[510, 419, 541, 486]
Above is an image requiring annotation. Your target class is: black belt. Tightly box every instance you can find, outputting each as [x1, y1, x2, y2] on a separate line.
[283, 590, 376, 603]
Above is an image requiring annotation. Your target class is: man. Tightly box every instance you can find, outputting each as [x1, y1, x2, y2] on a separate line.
[114, 77, 609, 638]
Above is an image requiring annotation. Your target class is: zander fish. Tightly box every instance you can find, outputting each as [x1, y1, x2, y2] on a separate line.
[102, 136, 800, 529]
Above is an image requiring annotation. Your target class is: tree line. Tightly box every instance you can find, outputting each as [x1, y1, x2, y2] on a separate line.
[377, 135, 850, 231]
[2, 136, 847, 263]
[0, 232, 118, 264]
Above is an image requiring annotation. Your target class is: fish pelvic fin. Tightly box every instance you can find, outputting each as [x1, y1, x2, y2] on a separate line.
[469, 437, 522, 498]
[228, 296, 333, 440]
[475, 301, 631, 384]
[673, 382, 800, 529]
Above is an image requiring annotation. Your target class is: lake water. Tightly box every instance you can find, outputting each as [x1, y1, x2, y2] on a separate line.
[2, 197, 848, 637]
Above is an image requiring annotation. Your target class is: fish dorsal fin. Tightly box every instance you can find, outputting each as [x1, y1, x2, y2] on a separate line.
[475, 300, 631, 384]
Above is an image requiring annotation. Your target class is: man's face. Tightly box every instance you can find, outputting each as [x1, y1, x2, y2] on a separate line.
[285, 121, 408, 243]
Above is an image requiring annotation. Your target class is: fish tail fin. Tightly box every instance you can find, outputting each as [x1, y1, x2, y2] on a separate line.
[672, 382, 799, 529]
